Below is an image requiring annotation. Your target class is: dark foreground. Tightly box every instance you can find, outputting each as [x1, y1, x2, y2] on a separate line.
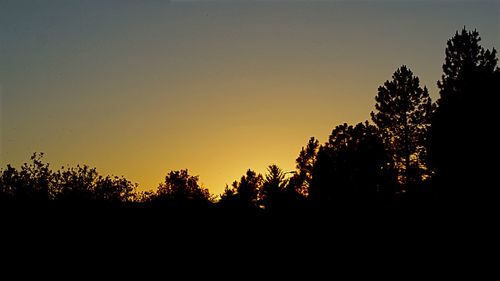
[2, 200, 496, 242]
[1, 201, 497, 278]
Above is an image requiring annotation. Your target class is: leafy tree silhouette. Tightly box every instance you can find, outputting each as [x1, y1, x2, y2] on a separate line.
[152, 169, 212, 208]
[93, 175, 136, 203]
[0, 165, 16, 201]
[0, 153, 137, 205]
[371, 66, 433, 193]
[53, 165, 99, 202]
[0, 153, 51, 202]
[134, 190, 155, 203]
[430, 28, 500, 202]
[310, 122, 392, 208]
[55, 167, 135, 203]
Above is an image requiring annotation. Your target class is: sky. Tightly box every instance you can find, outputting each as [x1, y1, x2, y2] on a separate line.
[1, 0, 499, 195]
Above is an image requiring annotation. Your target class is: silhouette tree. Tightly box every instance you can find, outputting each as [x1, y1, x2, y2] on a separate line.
[219, 169, 262, 211]
[0, 153, 52, 202]
[437, 28, 497, 104]
[51, 164, 136, 203]
[371, 66, 433, 192]
[430, 28, 500, 201]
[52, 165, 99, 202]
[219, 184, 237, 207]
[93, 175, 136, 203]
[310, 122, 392, 207]
[0, 165, 17, 201]
[133, 190, 155, 203]
[0, 153, 136, 204]
[292, 137, 319, 196]
[260, 165, 288, 211]
[153, 169, 212, 208]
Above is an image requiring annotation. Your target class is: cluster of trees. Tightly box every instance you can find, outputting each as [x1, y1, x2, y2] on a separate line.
[1, 28, 498, 211]
[0, 153, 137, 203]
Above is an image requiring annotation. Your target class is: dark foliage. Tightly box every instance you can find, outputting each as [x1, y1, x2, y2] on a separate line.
[293, 137, 319, 196]
[430, 28, 500, 202]
[260, 164, 289, 211]
[371, 66, 434, 191]
[309, 122, 394, 208]
[218, 169, 263, 211]
[151, 169, 212, 208]
[0, 153, 135, 204]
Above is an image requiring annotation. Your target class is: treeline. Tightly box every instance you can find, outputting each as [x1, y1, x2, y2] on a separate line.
[1, 28, 499, 212]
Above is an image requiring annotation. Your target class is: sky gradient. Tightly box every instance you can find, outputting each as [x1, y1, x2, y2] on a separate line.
[1, 0, 499, 195]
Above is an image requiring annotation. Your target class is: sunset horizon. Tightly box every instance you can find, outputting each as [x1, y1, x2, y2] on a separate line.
[2, 0, 499, 196]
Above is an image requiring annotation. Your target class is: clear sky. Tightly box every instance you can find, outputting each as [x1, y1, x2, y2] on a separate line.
[1, 0, 499, 195]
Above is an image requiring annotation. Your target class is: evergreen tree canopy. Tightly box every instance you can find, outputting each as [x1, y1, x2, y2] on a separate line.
[430, 28, 500, 201]
[310, 122, 391, 206]
[371, 65, 433, 188]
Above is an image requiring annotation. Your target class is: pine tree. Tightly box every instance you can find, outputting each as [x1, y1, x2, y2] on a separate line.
[371, 66, 433, 190]
[293, 137, 319, 196]
[430, 28, 499, 201]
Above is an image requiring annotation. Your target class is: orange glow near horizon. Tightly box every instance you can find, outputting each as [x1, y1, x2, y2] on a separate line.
[1, 1, 499, 195]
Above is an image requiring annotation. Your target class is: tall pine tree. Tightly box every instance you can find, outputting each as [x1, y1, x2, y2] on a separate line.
[371, 66, 433, 191]
[430, 28, 499, 201]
